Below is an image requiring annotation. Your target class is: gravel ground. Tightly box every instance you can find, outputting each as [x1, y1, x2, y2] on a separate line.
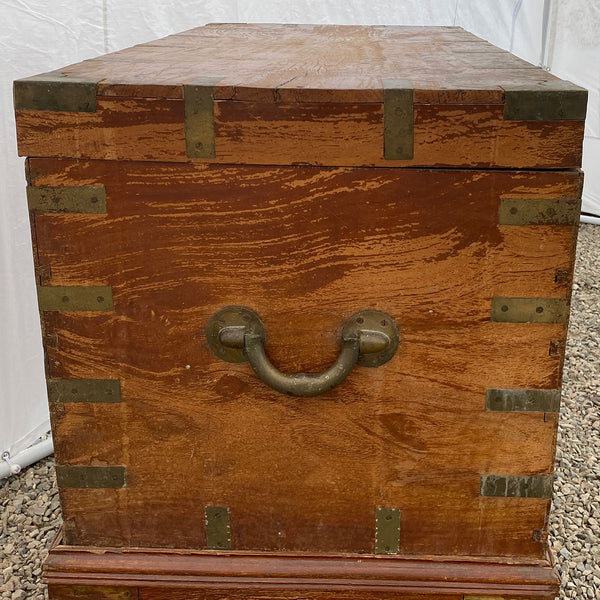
[1, 224, 599, 600]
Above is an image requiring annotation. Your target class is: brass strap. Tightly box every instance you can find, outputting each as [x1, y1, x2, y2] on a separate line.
[480, 474, 553, 498]
[27, 186, 106, 213]
[37, 286, 113, 312]
[14, 72, 98, 112]
[382, 79, 414, 160]
[47, 379, 121, 403]
[375, 507, 401, 554]
[205, 506, 231, 549]
[56, 466, 126, 488]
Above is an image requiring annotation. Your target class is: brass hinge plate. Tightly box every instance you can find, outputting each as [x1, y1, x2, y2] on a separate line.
[56, 465, 126, 488]
[37, 286, 114, 311]
[27, 186, 107, 213]
[14, 72, 98, 112]
[491, 297, 568, 324]
[383, 80, 414, 160]
[486, 388, 561, 412]
[375, 507, 401, 554]
[183, 78, 220, 158]
[205, 506, 231, 550]
[499, 197, 581, 226]
[504, 81, 587, 121]
[480, 474, 553, 498]
[47, 379, 121, 403]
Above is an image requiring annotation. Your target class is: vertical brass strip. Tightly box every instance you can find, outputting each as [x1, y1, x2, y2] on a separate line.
[205, 506, 231, 549]
[56, 466, 126, 488]
[486, 388, 560, 412]
[183, 78, 220, 158]
[27, 186, 107, 213]
[491, 297, 567, 324]
[37, 286, 114, 311]
[498, 197, 581, 226]
[47, 379, 121, 403]
[375, 507, 400, 554]
[504, 82, 587, 121]
[14, 72, 98, 112]
[480, 475, 553, 498]
[382, 79, 414, 160]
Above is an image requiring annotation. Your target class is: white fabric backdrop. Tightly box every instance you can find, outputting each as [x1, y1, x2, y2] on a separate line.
[1, 0, 597, 464]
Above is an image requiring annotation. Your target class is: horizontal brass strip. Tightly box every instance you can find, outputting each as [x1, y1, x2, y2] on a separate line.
[37, 286, 113, 311]
[56, 466, 126, 488]
[47, 379, 121, 403]
[205, 506, 231, 550]
[184, 78, 220, 159]
[491, 297, 567, 324]
[499, 197, 581, 226]
[480, 474, 553, 498]
[504, 83, 587, 121]
[383, 79, 414, 160]
[486, 388, 560, 412]
[375, 507, 401, 555]
[14, 72, 97, 112]
[27, 186, 106, 213]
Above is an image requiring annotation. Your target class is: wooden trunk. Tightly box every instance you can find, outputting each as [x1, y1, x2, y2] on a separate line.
[14, 24, 587, 600]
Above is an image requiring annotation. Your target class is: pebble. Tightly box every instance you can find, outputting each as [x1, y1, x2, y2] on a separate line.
[0, 225, 599, 599]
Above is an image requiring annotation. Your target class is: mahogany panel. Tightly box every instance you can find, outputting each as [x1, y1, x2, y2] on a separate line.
[43, 545, 559, 598]
[29, 159, 579, 558]
[16, 100, 585, 169]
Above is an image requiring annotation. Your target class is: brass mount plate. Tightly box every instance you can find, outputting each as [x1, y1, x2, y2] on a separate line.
[27, 186, 107, 213]
[205, 506, 231, 550]
[480, 474, 553, 499]
[14, 72, 98, 112]
[382, 79, 414, 160]
[491, 297, 568, 324]
[184, 78, 220, 159]
[486, 388, 560, 413]
[499, 197, 581, 226]
[56, 466, 126, 489]
[37, 286, 114, 312]
[47, 379, 121, 403]
[375, 507, 401, 554]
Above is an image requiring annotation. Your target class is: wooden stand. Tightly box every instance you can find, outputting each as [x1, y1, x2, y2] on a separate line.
[45, 535, 559, 600]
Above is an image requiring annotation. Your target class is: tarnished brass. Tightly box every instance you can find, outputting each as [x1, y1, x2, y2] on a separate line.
[205, 506, 231, 550]
[47, 379, 121, 403]
[504, 81, 587, 121]
[27, 186, 107, 213]
[491, 297, 568, 324]
[14, 72, 97, 112]
[207, 306, 266, 364]
[55, 466, 126, 488]
[383, 79, 414, 160]
[480, 475, 553, 498]
[486, 388, 560, 412]
[207, 307, 400, 397]
[184, 78, 220, 158]
[37, 286, 114, 312]
[375, 507, 400, 555]
[499, 197, 581, 226]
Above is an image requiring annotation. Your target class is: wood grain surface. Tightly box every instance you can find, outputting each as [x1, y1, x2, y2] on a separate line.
[38, 24, 573, 103]
[15, 98, 584, 169]
[14, 25, 585, 169]
[44, 544, 560, 598]
[28, 158, 580, 559]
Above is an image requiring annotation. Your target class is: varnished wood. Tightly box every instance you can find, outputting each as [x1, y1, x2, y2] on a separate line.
[27, 158, 580, 559]
[14, 25, 585, 169]
[15, 98, 585, 169]
[44, 543, 559, 598]
[17, 24, 585, 600]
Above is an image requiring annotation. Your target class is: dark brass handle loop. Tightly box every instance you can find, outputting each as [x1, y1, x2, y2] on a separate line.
[207, 306, 399, 397]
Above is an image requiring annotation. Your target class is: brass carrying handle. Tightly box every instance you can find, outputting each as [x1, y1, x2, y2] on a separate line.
[206, 307, 399, 397]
